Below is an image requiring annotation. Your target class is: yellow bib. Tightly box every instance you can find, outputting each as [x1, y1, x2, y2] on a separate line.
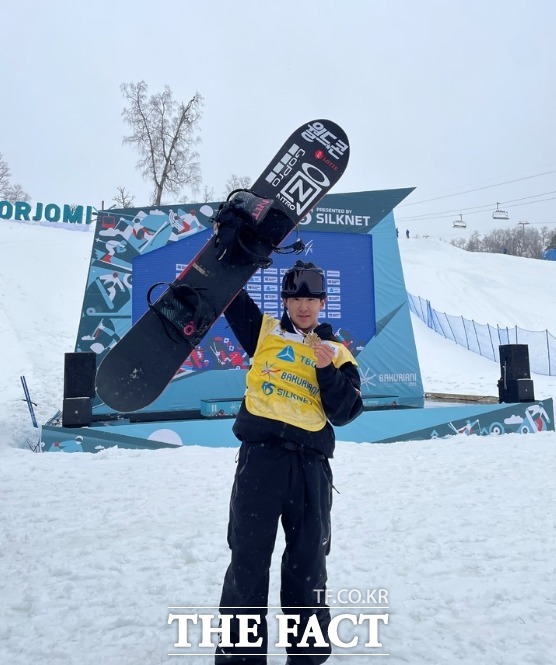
[245, 315, 357, 431]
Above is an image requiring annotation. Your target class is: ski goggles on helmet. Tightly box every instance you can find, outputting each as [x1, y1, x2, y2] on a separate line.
[281, 267, 326, 298]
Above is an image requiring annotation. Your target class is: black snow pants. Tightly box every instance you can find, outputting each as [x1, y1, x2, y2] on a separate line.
[215, 441, 333, 665]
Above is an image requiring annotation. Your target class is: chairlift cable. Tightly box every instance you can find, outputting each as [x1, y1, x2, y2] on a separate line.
[397, 190, 556, 222]
[399, 169, 556, 207]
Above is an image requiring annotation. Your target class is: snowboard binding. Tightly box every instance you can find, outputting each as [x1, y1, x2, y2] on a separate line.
[212, 189, 304, 268]
[147, 282, 215, 346]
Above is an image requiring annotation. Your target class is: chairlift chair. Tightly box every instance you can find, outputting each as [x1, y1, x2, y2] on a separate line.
[452, 214, 467, 229]
[492, 203, 509, 220]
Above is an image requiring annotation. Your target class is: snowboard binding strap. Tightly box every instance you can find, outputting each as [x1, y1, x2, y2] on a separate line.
[212, 189, 304, 268]
[147, 282, 215, 346]
[235, 225, 306, 266]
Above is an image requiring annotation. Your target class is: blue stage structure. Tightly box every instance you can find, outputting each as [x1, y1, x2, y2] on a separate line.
[40, 188, 554, 452]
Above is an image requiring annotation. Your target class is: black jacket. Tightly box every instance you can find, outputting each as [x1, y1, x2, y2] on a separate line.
[224, 290, 363, 458]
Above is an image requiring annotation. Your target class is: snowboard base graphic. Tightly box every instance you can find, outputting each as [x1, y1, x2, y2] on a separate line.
[95, 120, 350, 412]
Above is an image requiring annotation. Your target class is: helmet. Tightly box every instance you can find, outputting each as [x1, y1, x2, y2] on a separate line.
[281, 261, 326, 298]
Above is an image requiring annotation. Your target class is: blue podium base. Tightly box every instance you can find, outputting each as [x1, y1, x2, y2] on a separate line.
[39, 398, 554, 453]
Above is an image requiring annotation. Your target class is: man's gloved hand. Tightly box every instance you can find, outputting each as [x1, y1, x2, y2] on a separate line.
[212, 198, 251, 262]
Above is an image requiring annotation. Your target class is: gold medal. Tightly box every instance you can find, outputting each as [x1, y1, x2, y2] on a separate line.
[304, 331, 321, 348]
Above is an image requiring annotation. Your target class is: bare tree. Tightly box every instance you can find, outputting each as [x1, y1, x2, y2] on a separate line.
[539, 226, 553, 249]
[121, 81, 203, 206]
[451, 225, 550, 259]
[113, 186, 135, 208]
[0, 153, 10, 198]
[223, 174, 252, 199]
[450, 237, 467, 249]
[200, 185, 215, 203]
[3, 182, 31, 203]
[0, 154, 30, 202]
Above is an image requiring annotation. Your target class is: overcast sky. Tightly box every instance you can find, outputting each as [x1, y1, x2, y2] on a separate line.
[2, 0, 555, 238]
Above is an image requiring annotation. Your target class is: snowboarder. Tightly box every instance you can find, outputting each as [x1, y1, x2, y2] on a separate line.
[215, 260, 363, 664]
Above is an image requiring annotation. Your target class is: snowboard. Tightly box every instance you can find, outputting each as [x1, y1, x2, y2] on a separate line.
[95, 120, 350, 412]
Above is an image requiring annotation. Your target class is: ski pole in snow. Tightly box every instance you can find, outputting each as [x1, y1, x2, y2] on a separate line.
[20, 375, 38, 428]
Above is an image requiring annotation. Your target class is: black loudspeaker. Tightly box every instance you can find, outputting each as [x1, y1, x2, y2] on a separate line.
[64, 352, 96, 399]
[498, 344, 534, 403]
[498, 378, 535, 403]
[62, 397, 93, 427]
[499, 344, 531, 381]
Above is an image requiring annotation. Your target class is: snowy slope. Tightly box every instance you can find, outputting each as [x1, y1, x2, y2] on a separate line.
[398, 237, 556, 399]
[0, 222, 93, 445]
[399, 237, 556, 330]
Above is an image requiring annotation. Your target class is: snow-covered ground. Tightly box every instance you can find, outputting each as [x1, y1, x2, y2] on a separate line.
[1, 221, 554, 664]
